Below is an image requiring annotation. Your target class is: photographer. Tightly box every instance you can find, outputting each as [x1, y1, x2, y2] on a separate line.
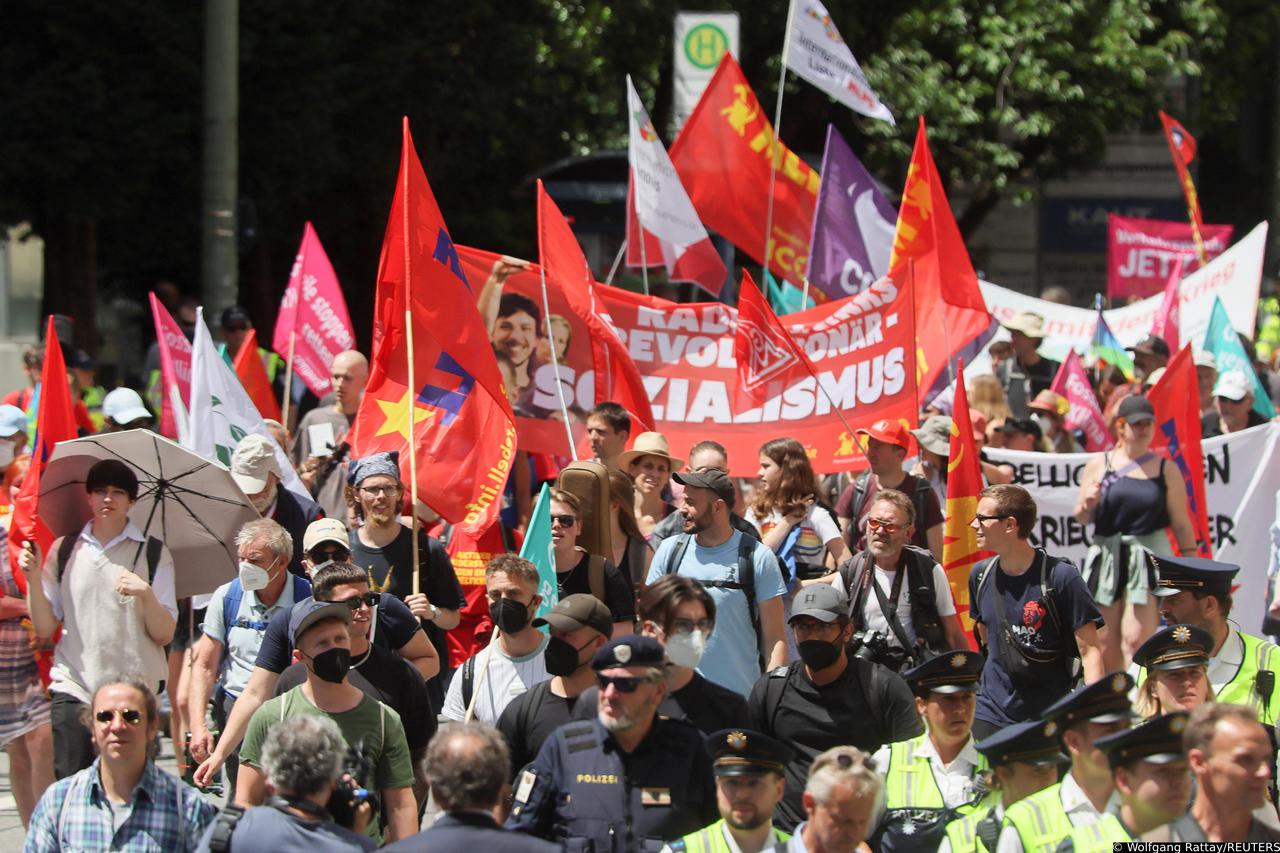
[833, 490, 970, 672]
[197, 715, 375, 851]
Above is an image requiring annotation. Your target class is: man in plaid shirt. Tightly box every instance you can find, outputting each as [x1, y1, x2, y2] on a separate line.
[24, 677, 215, 852]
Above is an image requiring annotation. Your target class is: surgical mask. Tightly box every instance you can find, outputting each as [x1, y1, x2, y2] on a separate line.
[544, 636, 591, 677]
[664, 629, 706, 669]
[306, 647, 352, 684]
[0, 440, 14, 468]
[489, 597, 532, 635]
[307, 559, 334, 578]
[797, 637, 842, 670]
[238, 559, 276, 592]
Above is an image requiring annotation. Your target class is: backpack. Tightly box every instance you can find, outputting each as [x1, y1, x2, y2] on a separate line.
[847, 472, 932, 548]
[838, 546, 946, 655]
[219, 574, 313, 672]
[760, 657, 891, 744]
[972, 551, 1081, 684]
[53, 534, 162, 584]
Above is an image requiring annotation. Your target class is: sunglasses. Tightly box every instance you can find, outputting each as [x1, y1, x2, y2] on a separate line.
[597, 674, 654, 693]
[866, 518, 905, 534]
[335, 592, 379, 611]
[310, 546, 350, 561]
[95, 708, 143, 725]
[550, 514, 578, 527]
[973, 513, 1010, 524]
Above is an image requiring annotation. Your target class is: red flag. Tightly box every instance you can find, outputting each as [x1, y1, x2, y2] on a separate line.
[669, 54, 820, 290]
[149, 293, 192, 440]
[536, 180, 655, 430]
[272, 222, 355, 397]
[8, 317, 79, 596]
[348, 118, 517, 535]
[1051, 351, 1113, 453]
[1150, 257, 1183, 353]
[1146, 345, 1212, 557]
[733, 271, 820, 409]
[889, 118, 995, 402]
[942, 367, 992, 643]
[1158, 111, 1207, 263]
[233, 329, 282, 423]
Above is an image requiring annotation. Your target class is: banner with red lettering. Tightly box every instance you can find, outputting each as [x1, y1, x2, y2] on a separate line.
[272, 221, 355, 398]
[1106, 214, 1232, 300]
[457, 246, 917, 476]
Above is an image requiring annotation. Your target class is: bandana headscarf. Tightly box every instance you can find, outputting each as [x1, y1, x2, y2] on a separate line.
[347, 451, 401, 487]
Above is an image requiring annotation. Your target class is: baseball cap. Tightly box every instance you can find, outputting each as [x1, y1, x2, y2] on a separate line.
[1127, 335, 1171, 359]
[288, 599, 352, 648]
[67, 349, 96, 371]
[1213, 370, 1251, 402]
[0, 405, 27, 438]
[788, 584, 846, 624]
[532, 593, 613, 637]
[102, 388, 152, 426]
[1192, 350, 1217, 370]
[230, 434, 282, 494]
[671, 469, 736, 505]
[303, 518, 350, 553]
[856, 418, 911, 451]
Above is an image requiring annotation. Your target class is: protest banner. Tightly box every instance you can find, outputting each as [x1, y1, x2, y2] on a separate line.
[985, 423, 1280, 636]
[782, 0, 894, 123]
[149, 293, 192, 441]
[272, 221, 355, 400]
[1105, 214, 1232, 300]
[1051, 350, 1113, 452]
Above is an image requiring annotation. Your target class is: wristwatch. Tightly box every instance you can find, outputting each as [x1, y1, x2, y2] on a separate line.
[425, 603, 440, 622]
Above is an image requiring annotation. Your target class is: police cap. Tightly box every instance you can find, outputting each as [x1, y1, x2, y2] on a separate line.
[902, 650, 983, 695]
[1042, 672, 1137, 728]
[706, 729, 793, 777]
[1132, 624, 1213, 672]
[1148, 554, 1239, 599]
[1094, 712, 1188, 770]
[592, 635, 665, 671]
[975, 719, 1068, 767]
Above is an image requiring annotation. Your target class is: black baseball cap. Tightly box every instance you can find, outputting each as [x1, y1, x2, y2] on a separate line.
[288, 599, 352, 648]
[1127, 335, 1171, 359]
[1117, 395, 1155, 425]
[672, 470, 735, 505]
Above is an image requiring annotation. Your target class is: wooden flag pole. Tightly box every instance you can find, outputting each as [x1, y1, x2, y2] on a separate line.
[281, 330, 296, 429]
[404, 308, 421, 596]
[539, 267, 580, 460]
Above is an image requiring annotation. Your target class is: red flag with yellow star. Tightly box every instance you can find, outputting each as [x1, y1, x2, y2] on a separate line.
[943, 366, 991, 644]
[349, 118, 517, 534]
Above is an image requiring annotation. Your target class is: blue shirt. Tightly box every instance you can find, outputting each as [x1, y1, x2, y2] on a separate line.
[647, 531, 786, 696]
[201, 576, 306, 696]
[25, 759, 216, 852]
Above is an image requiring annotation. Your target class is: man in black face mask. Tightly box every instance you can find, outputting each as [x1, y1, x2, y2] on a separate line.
[747, 583, 923, 831]
[235, 599, 419, 845]
[497, 594, 612, 775]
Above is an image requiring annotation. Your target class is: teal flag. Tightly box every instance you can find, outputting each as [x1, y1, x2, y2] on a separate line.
[519, 482, 559, 628]
[1203, 296, 1276, 419]
[764, 270, 815, 315]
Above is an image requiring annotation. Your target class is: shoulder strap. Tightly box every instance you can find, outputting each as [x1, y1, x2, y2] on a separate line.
[663, 533, 693, 576]
[587, 554, 606, 603]
[206, 803, 246, 852]
[737, 534, 758, 641]
[849, 471, 873, 527]
[144, 536, 162, 582]
[54, 535, 77, 583]
[852, 657, 888, 742]
[462, 654, 476, 709]
[222, 579, 245, 645]
[290, 574, 312, 601]
[909, 477, 930, 534]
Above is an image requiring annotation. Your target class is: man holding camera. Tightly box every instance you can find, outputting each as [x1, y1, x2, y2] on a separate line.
[833, 490, 970, 671]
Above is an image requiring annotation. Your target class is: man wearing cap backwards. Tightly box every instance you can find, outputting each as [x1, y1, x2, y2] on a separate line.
[507, 635, 718, 850]
[663, 729, 793, 853]
[940, 719, 1066, 853]
[236, 599, 417, 843]
[870, 651, 989, 851]
[835, 419, 944, 562]
[996, 673, 1137, 853]
[1202, 369, 1269, 436]
[497, 593, 612, 774]
[1125, 335, 1170, 384]
[294, 350, 369, 521]
[749, 583, 923, 832]
[1168, 703, 1280, 842]
[1149, 554, 1280, 726]
[1054, 713, 1191, 851]
[230, 433, 323, 578]
[996, 312, 1060, 419]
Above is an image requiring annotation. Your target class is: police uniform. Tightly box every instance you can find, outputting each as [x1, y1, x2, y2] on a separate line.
[873, 651, 989, 853]
[663, 730, 793, 853]
[996, 673, 1136, 853]
[1131, 623, 1213, 716]
[1054, 713, 1188, 853]
[940, 719, 1067, 853]
[507, 636, 717, 852]
[1144, 556, 1280, 725]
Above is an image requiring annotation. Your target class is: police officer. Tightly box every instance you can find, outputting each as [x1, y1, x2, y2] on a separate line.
[1054, 713, 1191, 852]
[996, 674, 1137, 853]
[507, 635, 717, 851]
[1131, 623, 1215, 717]
[872, 651, 989, 852]
[940, 719, 1067, 853]
[1149, 555, 1280, 725]
[664, 729, 793, 853]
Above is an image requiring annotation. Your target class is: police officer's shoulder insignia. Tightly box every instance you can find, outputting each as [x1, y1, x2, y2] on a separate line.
[514, 769, 536, 805]
[1172, 625, 1192, 643]
[1110, 673, 1128, 693]
[950, 653, 968, 669]
[727, 731, 748, 750]
[1044, 721, 1058, 738]
[616, 644, 632, 663]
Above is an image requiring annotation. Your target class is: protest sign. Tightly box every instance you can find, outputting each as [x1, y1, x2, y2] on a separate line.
[273, 222, 355, 398]
[1106, 214, 1232, 300]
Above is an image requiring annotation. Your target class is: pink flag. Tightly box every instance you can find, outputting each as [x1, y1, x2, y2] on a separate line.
[1150, 257, 1183, 353]
[272, 222, 355, 397]
[1051, 350, 1114, 452]
[149, 292, 192, 439]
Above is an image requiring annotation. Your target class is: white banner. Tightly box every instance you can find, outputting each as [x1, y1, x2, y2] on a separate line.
[673, 12, 740, 130]
[984, 423, 1280, 634]
[784, 0, 894, 124]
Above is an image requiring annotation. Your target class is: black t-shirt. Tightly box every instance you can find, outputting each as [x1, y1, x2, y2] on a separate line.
[1025, 356, 1060, 397]
[275, 642, 436, 752]
[748, 658, 923, 831]
[556, 551, 636, 624]
[496, 679, 580, 778]
[572, 671, 751, 735]
[967, 551, 1103, 727]
[253, 593, 421, 674]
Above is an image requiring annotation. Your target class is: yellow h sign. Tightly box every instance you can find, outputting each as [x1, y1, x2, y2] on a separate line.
[684, 24, 728, 70]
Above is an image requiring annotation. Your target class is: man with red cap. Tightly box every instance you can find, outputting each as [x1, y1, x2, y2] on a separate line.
[835, 419, 944, 562]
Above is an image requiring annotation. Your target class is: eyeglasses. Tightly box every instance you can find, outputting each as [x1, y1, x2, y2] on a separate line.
[973, 513, 1009, 524]
[597, 674, 655, 693]
[866, 518, 905, 534]
[360, 485, 401, 497]
[335, 592, 379, 611]
[95, 708, 143, 726]
[670, 618, 714, 635]
[550, 514, 578, 527]
[310, 546, 350, 561]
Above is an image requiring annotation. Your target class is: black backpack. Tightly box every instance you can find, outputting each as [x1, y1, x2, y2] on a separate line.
[838, 546, 946, 655]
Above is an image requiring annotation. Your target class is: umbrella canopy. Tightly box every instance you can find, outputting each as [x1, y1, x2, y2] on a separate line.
[38, 429, 259, 598]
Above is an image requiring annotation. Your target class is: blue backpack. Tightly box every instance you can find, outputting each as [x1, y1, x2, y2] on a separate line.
[218, 574, 312, 672]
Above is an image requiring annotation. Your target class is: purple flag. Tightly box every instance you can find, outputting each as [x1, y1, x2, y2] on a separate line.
[807, 124, 897, 301]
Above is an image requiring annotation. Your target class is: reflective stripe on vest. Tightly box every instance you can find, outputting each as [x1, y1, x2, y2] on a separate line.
[676, 820, 789, 853]
[1060, 814, 1130, 853]
[943, 794, 1000, 853]
[1002, 783, 1074, 853]
[1216, 631, 1280, 726]
[885, 734, 990, 810]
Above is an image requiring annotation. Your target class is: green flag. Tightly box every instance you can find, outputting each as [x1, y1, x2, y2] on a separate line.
[1203, 296, 1276, 419]
[519, 482, 559, 627]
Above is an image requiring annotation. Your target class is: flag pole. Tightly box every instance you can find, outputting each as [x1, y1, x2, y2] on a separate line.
[801, 275, 810, 311]
[762, 0, 797, 285]
[637, 227, 651, 296]
[605, 240, 627, 286]
[404, 308, 421, 596]
[539, 267, 580, 460]
[281, 330, 296, 429]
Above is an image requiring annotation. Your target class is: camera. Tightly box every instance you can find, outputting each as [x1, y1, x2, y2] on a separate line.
[849, 630, 910, 671]
[327, 738, 380, 830]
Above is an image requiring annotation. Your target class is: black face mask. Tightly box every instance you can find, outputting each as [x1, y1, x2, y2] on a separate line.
[797, 637, 842, 671]
[544, 636, 590, 676]
[489, 597, 532, 635]
[307, 647, 352, 684]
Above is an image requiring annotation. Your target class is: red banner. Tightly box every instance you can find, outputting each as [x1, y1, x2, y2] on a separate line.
[1106, 214, 1232, 300]
[457, 246, 918, 476]
[1147, 345, 1212, 557]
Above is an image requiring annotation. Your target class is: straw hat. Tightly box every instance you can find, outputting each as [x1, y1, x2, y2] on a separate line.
[1001, 312, 1047, 338]
[617, 431, 685, 471]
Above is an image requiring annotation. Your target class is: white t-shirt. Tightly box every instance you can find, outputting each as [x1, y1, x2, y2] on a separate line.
[745, 504, 842, 568]
[861, 560, 957, 649]
[441, 634, 550, 725]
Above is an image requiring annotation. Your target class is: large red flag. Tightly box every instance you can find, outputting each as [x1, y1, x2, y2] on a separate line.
[1146, 345, 1212, 557]
[942, 367, 991, 643]
[1158, 111, 1207, 264]
[888, 118, 995, 403]
[8, 317, 79, 596]
[233, 329, 282, 423]
[348, 118, 517, 535]
[669, 54, 820, 290]
[272, 222, 355, 397]
[733, 271, 820, 409]
[536, 180, 656, 431]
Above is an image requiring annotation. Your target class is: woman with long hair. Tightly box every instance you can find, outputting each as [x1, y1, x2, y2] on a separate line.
[607, 468, 652, 588]
[746, 437, 849, 588]
[1132, 624, 1216, 718]
[618, 432, 682, 540]
[1074, 395, 1198, 671]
